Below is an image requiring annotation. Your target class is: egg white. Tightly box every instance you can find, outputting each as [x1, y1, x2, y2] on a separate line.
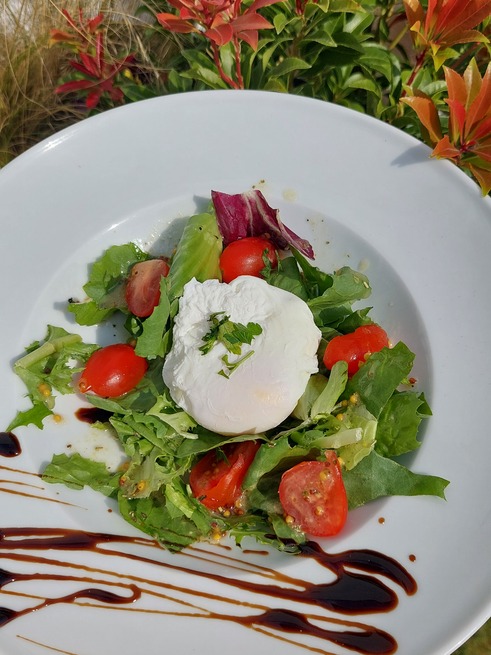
[162, 276, 321, 435]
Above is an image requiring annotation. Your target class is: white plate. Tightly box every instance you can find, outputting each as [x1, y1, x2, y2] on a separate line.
[0, 91, 490, 655]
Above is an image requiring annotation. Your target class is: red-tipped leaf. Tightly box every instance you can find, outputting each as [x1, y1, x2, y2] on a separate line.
[211, 189, 315, 259]
[401, 95, 443, 144]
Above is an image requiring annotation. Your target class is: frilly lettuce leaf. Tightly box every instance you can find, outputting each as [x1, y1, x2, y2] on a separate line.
[336, 403, 377, 470]
[68, 243, 147, 325]
[8, 326, 97, 431]
[117, 485, 216, 552]
[42, 453, 120, 496]
[134, 278, 172, 359]
[309, 360, 348, 418]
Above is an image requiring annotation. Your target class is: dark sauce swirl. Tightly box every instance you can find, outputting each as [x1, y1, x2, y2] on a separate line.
[0, 527, 417, 654]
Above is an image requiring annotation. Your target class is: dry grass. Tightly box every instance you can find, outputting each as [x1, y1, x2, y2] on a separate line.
[1, 0, 79, 165]
[0, 0, 173, 166]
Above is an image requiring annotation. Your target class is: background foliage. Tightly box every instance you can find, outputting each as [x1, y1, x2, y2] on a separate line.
[2, 0, 491, 192]
[0, 0, 490, 648]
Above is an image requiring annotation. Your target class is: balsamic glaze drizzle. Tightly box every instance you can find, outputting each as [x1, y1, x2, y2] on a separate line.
[75, 407, 113, 424]
[0, 432, 21, 458]
[0, 526, 416, 655]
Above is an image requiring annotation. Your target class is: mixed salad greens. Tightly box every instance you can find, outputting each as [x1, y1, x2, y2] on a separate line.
[7, 190, 449, 553]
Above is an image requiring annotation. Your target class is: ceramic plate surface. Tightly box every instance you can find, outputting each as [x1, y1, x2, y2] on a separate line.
[0, 91, 490, 655]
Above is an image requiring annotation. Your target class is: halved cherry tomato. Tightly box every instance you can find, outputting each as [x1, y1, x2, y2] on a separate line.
[219, 236, 278, 283]
[278, 451, 347, 537]
[125, 259, 170, 318]
[323, 324, 389, 377]
[79, 344, 148, 398]
[189, 441, 260, 511]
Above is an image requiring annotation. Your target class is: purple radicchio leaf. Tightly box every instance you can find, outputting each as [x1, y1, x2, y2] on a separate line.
[211, 189, 315, 259]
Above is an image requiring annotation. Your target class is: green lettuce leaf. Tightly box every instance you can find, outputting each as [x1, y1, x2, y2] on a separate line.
[291, 248, 334, 298]
[242, 434, 310, 491]
[117, 486, 216, 552]
[83, 243, 147, 303]
[291, 425, 361, 450]
[335, 307, 373, 333]
[134, 278, 171, 359]
[342, 450, 449, 510]
[42, 453, 120, 496]
[175, 430, 257, 457]
[292, 373, 328, 420]
[376, 391, 432, 457]
[262, 255, 310, 301]
[68, 243, 148, 325]
[292, 361, 348, 421]
[336, 409, 377, 470]
[119, 444, 191, 499]
[310, 360, 348, 417]
[228, 513, 304, 551]
[67, 300, 115, 326]
[9, 326, 96, 426]
[308, 266, 372, 325]
[344, 341, 415, 418]
[110, 411, 183, 457]
[164, 481, 213, 534]
[6, 402, 53, 431]
[167, 212, 222, 301]
[247, 474, 284, 515]
[147, 392, 197, 439]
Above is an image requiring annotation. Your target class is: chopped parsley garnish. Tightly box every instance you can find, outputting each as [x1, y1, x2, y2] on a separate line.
[200, 312, 262, 377]
[218, 351, 255, 378]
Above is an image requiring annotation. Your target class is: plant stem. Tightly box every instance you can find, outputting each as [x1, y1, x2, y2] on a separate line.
[14, 334, 82, 370]
[401, 47, 428, 96]
[451, 42, 481, 72]
[211, 42, 239, 89]
[389, 23, 409, 52]
[233, 36, 243, 89]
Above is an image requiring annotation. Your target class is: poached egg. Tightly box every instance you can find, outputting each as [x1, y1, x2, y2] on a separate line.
[162, 276, 321, 435]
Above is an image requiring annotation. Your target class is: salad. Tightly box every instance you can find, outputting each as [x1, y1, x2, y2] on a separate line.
[6, 189, 449, 553]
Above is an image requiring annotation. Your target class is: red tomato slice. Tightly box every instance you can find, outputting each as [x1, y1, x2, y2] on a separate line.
[278, 451, 348, 537]
[219, 236, 278, 284]
[78, 343, 148, 398]
[323, 324, 389, 377]
[189, 441, 260, 511]
[125, 259, 170, 318]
